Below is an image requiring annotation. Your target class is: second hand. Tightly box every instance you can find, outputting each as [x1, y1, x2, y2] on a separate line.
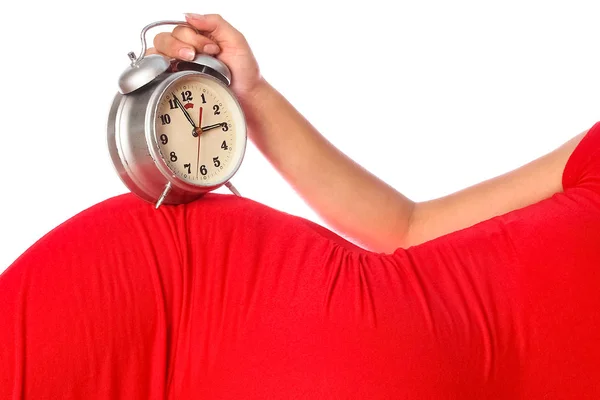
[196, 107, 203, 180]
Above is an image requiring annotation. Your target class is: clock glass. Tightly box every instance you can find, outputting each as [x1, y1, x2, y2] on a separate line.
[153, 73, 246, 186]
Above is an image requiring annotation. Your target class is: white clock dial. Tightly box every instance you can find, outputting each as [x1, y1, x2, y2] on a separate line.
[154, 74, 245, 186]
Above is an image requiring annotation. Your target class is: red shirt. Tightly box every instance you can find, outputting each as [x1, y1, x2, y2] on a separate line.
[1, 122, 599, 398]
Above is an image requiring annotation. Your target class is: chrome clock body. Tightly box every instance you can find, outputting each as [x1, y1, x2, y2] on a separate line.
[107, 21, 246, 208]
[108, 70, 247, 206]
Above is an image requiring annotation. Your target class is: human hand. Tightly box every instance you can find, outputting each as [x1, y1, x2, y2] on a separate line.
[149, 13, 264, 102]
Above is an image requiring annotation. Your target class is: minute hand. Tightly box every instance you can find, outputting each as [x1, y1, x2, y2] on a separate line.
[171, 93, 201, 136]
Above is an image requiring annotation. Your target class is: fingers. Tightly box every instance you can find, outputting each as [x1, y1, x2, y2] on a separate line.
[184, 13, 247, 46]
[171, 25, 220, 55]
[154, 32, 198, 61]
[152, 13, 246, 63]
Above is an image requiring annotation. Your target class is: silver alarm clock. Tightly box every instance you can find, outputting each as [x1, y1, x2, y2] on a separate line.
[108, 20, 247, 208]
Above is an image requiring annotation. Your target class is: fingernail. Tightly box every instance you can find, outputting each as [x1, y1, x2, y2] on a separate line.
[203, 44, 220, 54]
[179, 47, 196, 61]
[185, 13, 204, 20]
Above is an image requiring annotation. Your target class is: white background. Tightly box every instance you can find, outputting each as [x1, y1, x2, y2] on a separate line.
[1, 0, 599, 273]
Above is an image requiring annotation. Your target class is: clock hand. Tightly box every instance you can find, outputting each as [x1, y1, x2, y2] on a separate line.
[196, 107, 203, 179]
[171, 93, 202, 137]
[200, 122, 228, 132]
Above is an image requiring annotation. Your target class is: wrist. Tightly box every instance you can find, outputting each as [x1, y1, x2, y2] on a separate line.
[237, 78, 275, 139]
[238, 77, 272, 107]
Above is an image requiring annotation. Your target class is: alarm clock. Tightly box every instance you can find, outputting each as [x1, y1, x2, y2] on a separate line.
[107, 20, 247, 208]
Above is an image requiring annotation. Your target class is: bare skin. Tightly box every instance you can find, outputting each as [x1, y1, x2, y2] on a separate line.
[150, 13, 587, 253]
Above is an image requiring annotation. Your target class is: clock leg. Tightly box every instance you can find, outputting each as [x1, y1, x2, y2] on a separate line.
[155, 182, 173, 209]
[225, 181, 241, 197]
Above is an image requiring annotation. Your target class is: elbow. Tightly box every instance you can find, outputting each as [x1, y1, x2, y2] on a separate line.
[371, 200, 419, 253]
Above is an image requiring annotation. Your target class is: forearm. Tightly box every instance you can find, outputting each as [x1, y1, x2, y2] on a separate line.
[407, 130, 587, 246]
[239, 79, 415, 253]
[238, 78, 587, 252]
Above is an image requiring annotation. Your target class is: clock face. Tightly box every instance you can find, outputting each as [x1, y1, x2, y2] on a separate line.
[153, 73, 246, 186]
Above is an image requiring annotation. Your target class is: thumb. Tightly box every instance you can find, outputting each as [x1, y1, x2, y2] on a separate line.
[184, 13, 246, 47]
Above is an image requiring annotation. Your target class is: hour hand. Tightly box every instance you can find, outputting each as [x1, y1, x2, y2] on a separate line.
[200, 122, 228, 132]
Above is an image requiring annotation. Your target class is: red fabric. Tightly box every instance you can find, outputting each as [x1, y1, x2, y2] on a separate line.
[1, 123, 600, 399]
